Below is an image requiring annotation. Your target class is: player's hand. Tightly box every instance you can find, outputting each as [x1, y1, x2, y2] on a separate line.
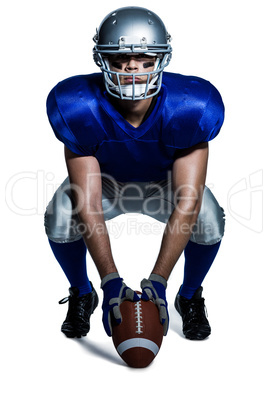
[101, 273, 140, 337]
[140, 274, 169, 335]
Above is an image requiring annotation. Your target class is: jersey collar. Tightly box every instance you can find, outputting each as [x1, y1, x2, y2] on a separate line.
[98, 86, 167, 139]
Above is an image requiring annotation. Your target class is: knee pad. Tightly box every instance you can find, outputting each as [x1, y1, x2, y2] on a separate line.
[44, 177, 82, 243]
[190, 186, 225, 245]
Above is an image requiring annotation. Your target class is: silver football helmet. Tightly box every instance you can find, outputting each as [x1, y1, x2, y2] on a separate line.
[93, 6, 172, 100]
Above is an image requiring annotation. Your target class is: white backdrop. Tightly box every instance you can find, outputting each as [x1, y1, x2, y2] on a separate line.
[2, 0, 267, 401]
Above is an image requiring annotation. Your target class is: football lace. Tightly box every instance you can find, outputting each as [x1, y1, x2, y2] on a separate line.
[134, 301, 143, 334]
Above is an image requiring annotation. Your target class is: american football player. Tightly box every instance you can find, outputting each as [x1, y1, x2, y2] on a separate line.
[45, 6, 225, 341]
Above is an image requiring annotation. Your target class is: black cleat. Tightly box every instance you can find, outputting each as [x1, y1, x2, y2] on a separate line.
[59, 284, 99, 338]
[174, 286, 211, 340]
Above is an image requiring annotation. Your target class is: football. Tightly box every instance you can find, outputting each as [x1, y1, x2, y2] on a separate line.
[112, 294, 164, 368]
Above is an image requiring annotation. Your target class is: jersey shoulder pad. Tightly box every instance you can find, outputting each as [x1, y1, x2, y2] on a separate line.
[46, 74, 103, 155]
[162, 73, 224, 148]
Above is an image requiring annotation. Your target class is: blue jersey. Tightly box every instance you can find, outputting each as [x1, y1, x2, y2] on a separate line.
[47, 72, 224, 182]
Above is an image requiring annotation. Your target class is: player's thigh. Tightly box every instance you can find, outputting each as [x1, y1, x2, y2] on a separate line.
[44, 177, 81, 243]
[142, 181, 225, 244]
[44, 176, 127, 242]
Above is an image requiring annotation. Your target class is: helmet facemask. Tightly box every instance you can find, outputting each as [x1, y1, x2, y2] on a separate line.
[97, 53, 171, 100]
[93, 7, 172, 100]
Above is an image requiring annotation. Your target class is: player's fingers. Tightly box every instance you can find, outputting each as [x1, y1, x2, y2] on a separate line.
[112, 305, 122, 324]
[102, 312, 112, 337]
[159, 305, 167, 322]
[158, 305, 169, 335]
[124, 287, 140, 302]
[163, 319, 169, 336]
[140, 279, 157, 300]
[141, 289, 152, 301]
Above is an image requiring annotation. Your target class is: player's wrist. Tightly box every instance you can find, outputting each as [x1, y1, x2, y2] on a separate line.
[101, 272, 121, 288]
[148, 273, 167, 289]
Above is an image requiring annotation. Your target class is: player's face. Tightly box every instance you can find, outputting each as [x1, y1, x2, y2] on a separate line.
[108, 54, 156, 85]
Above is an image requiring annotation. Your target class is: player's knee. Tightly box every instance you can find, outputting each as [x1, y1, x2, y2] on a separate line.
[44, 179, 82, 243]
[190, 187, 225, 245]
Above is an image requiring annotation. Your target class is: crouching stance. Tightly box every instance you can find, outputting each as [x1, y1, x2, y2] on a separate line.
[45, 7, 225, 341]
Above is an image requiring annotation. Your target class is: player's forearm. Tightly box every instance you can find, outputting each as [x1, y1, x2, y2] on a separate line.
[151, 202, 200, 280]
[153, 142, 208, 280]
[78, 207, 118, 279]
[64, 148, 118, 279]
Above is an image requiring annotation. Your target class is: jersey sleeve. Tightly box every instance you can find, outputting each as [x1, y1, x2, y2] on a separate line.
[46, 84, 97, 156]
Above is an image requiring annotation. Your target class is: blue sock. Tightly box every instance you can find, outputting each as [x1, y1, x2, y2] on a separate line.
[179, 240, 221, 299]
[49, 238, 92, 296]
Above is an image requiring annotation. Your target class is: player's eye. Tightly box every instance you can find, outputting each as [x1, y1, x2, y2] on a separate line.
[136, 54, 155, 61]
[114, 55, 129, 62]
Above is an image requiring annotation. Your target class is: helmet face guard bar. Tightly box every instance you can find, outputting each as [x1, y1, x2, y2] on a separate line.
[94, 43, 172, 55]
